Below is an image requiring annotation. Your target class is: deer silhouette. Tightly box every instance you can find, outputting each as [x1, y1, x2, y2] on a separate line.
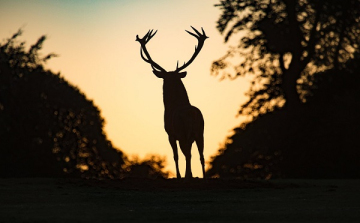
[136, 27, 208, 179]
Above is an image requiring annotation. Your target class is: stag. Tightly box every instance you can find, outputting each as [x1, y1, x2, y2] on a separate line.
[136, 26, 208, 179]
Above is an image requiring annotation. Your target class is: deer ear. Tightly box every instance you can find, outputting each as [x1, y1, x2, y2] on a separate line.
[153, 70, 165, 78]
[178, 72, 187, 78]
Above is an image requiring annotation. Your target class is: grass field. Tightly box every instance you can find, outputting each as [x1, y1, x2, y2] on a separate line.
[1, 178, 359, 222]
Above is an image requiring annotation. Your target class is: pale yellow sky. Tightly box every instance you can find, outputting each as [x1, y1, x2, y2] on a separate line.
[0, 0, 250, 177]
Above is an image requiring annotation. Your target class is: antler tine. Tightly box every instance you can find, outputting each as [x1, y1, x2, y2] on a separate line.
[191, 26, 202, 36]
[149, 30, 157, 39]
[185, 30, 198, 39]
[144, 30, 151, 40]
[175, 26, 208, 72]
[145, 30, 157, 43]
[201, 27, 207, 36]
[185, 26, 209, 39]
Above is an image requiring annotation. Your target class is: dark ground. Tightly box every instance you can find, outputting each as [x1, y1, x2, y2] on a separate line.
[0, 178, 359, 222]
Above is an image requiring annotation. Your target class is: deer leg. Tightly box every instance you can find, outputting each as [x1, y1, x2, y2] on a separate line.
[195, 136, 205, 179]
[184, 154, 193, 179]
[179, 140, 193, 179]
[169, 136, 181, 179]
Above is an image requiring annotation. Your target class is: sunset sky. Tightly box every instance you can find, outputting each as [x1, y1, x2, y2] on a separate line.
[0, 0, 250, 177]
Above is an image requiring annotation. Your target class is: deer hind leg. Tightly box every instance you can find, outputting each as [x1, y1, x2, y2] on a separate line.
[179, 140, 193, 179]
[195, 135, 205, 179]
[169, 136, 181, 179]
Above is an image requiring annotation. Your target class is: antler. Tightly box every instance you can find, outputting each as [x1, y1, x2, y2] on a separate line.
[175, 26, 208, 72]
[136, 30, 166, 72]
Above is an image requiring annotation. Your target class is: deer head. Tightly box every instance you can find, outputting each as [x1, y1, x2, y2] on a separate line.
[136, 26, 208, 79]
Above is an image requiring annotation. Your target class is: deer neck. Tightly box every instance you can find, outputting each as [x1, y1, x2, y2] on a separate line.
[163, 79, 191, 111]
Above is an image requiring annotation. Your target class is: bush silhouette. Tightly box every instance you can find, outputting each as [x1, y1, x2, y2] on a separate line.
[123, 155, 169, 179]
[0, 30, 125, 178]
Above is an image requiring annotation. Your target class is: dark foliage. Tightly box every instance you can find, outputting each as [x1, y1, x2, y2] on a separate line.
[0, 30, 171, 179]
[207, 55, 360, 179]
[0, 30, 126, 178]
[208, 0, 360, 179]
[123, 155, 169, 179]
[212, 0, 360, 116]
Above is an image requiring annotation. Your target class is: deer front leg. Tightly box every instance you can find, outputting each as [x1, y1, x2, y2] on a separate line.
[169, 136, 181, 179]
[185, 155, 193, 179]
[179, 140, 193, 179]
[195, 136, 206, 179]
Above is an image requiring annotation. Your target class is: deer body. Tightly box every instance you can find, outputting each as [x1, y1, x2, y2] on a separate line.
[162, 76, 204, 178]
[136, 27, 208, 179]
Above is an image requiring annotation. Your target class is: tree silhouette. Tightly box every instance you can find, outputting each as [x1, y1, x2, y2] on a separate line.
[208, 1, 360, 179]
[207, 53, 360, 179]
[212, 0, 360, 116]
[0, 30, 125, 178]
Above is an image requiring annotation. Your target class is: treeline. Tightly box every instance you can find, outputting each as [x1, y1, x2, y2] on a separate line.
[207, 56, 360, 179]
[207, 0, 360, 179]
